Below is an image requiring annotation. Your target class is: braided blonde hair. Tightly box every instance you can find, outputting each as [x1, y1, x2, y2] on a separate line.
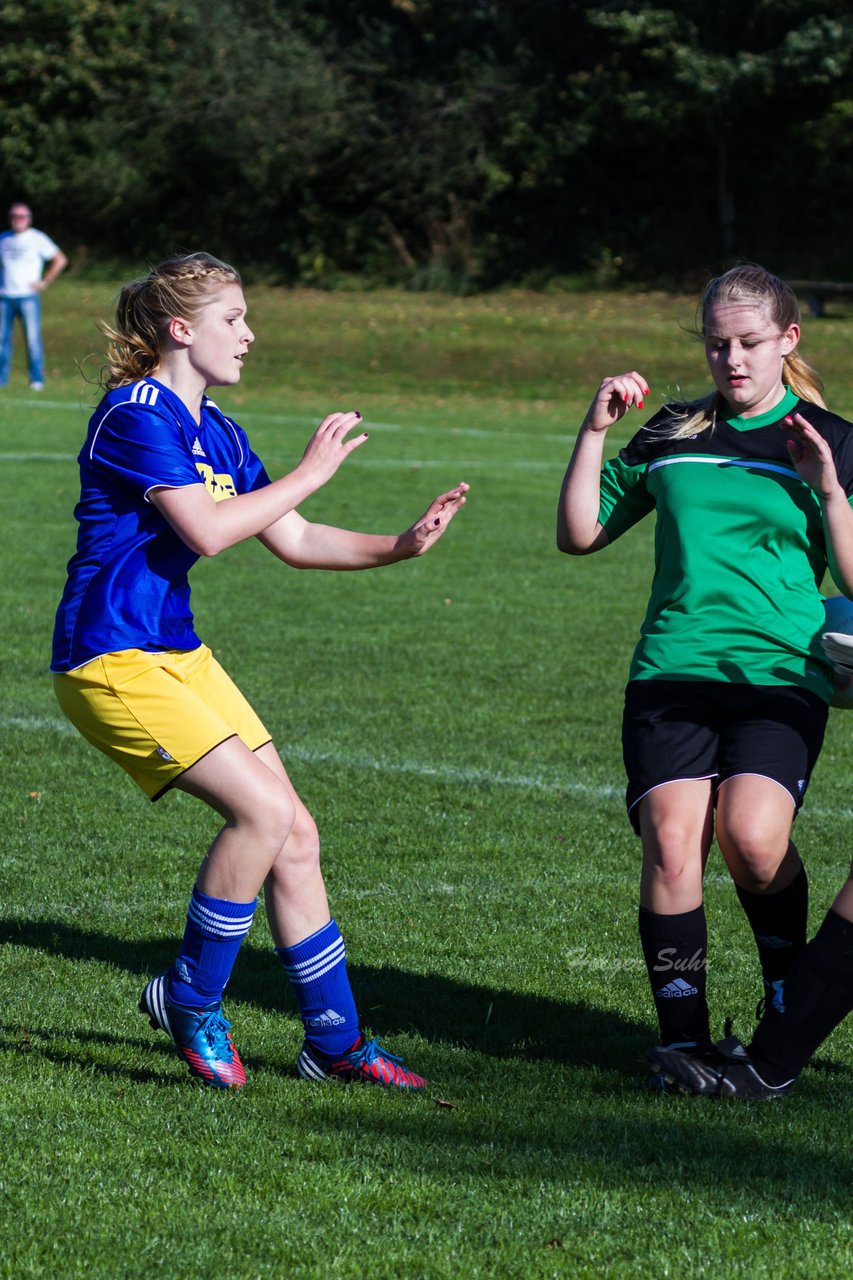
[101, 253, 242, 390]
[661, 264, 826, 439]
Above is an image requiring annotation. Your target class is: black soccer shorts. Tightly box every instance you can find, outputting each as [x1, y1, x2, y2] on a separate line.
[621, 679, 829, 836]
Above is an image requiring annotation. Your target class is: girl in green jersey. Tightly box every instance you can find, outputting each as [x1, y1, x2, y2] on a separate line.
[557, 265, 853, 1079]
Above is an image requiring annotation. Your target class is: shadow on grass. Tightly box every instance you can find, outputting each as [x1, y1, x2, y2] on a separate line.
[3, 915, 850, 1083]
[1, 916, 646, 1069]
[0, 1020, 182, 1087]
[2, 918, 851, 1210]
[301, 1095, 853, 1212]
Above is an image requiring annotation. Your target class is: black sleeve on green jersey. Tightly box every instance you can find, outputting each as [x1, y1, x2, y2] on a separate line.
[828, 419, 853, 501]
[798, 403, 853, 501]
[596, 408, 677, 541]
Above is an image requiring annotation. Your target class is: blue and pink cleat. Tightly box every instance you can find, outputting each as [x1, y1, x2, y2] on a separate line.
[141, 973, 426, 1090]
[139, 974, 246, 1089]
[297, 1036, 427, 1089]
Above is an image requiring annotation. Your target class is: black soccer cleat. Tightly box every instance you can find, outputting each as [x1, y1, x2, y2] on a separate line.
[644, 1039, 715, 1093]
[648, 1036, 794, 1099]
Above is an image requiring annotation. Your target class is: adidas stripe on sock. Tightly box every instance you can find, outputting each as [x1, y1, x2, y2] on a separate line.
[167, 886, 256, 1008]
[276, 918, 359, 1057]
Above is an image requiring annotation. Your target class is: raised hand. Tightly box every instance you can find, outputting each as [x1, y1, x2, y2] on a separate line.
[583, 372, 650, 433]
[783, 412, 842, 498]
[297, 411, 369, 488]
[395, 483, 470, 558]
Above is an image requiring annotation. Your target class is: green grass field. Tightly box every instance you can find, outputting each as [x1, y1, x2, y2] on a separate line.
[1, 280, 851, 1279]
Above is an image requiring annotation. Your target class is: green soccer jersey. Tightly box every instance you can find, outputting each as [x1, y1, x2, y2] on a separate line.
[597, 390, 853, 702]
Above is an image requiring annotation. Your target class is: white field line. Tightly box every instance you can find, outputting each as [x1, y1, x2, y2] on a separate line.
[5, 712, 853, 820]
[0, 452, 564, 471]
[334, 457, 559, 469]
[2, 712, 617, 800]
[3, 398, 84, 411]
[2, 395, 579, 446]
[0, 452, 77, 462]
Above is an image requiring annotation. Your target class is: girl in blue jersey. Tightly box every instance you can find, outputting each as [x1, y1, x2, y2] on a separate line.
[556, 265, 853, 1081]
[52, 252, 468, 1090]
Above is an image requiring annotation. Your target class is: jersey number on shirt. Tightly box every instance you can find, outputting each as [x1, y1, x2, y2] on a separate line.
[196, 462, 237, 502]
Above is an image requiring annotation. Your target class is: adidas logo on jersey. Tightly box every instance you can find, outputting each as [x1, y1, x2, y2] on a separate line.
[306, 1008, 346, 1027]
[192, 437, 206, 457]
[654, 977, 699, 999]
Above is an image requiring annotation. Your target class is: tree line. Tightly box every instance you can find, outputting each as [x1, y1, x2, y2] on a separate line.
[2, 0, 851, 288]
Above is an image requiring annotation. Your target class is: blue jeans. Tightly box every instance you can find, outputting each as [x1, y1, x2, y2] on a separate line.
[0, 294, 44, 385]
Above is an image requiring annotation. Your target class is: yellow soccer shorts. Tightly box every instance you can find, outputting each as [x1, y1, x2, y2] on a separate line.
[53, 645, 272, 800]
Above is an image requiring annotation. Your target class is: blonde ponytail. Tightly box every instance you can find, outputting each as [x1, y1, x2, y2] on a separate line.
[783, 350, 825, 409]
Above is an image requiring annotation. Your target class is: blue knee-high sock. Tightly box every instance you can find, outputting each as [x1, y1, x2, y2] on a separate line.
[276, 918, 360, 1056]
[167, 886, 257, 1009]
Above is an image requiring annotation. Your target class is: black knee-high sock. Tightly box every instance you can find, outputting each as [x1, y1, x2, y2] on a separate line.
[735, 863, 808, 984]
[639, 905, 711, 1046]
[747, 909, 853, 1086]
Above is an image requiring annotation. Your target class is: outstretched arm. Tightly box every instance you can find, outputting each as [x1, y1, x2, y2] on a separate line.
[151, 412, 368, 556]
[258, 483, 469, 569]
[784, 412, 853, 596]
[557, 371, 648, 554]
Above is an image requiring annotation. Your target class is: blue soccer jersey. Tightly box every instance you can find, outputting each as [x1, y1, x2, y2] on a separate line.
[52, 379, 270, 671]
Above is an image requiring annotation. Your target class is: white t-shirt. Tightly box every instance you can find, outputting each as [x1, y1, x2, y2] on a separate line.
[0, 227, 61, 296]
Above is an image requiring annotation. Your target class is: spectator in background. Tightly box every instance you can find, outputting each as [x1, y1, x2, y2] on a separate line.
[0, 202, 68, 390]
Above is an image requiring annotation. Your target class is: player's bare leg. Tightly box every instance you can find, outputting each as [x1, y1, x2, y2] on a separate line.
[252, 742, 426, 1089]
[139, 737, 302, 1087]
[638, 781, 715, 1065]
[639, 779, 714, 914]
